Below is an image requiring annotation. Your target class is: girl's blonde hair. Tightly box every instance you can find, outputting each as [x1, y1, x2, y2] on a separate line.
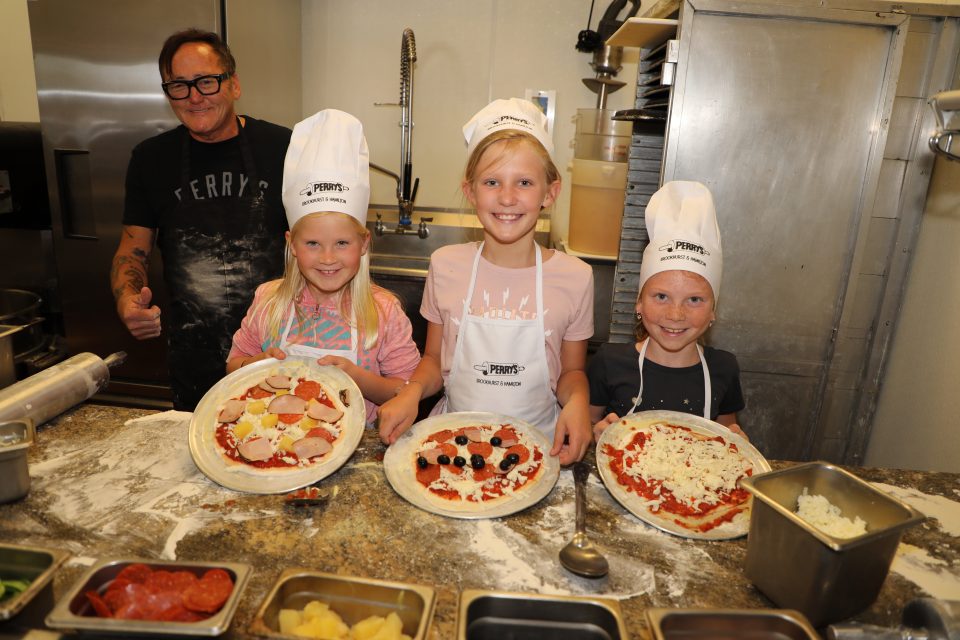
[464, 129, 560, 190]
[262, 212, 381, 350]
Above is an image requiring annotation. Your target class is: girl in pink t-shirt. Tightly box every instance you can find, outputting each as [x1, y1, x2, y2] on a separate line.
[227, 110, 419, 422]
[378, 98, 594, 465]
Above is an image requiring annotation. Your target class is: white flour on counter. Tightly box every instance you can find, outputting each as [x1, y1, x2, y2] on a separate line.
[27, 412, 272, 559]
[872, 482, 960, 600]
[463, 472, 712, 600]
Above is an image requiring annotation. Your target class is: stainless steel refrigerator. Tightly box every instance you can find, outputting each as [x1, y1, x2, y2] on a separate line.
[27, 0, 301, 404]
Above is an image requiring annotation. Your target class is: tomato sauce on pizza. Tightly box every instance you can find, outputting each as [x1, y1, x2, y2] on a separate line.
[602, 422, 754, 533]
[413, 424, 544, 502]
[214, 370, 348, 471]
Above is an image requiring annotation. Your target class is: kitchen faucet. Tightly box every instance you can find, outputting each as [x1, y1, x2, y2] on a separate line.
[371, 28, 430, 238]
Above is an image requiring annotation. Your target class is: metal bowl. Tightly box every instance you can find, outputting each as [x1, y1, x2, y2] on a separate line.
[249, 569, 435, 640]
[45, 558, 250, 637]
[646, 608, 819, 640]
[740, 462, 925, 626]
[0, 418, 33, 503]
[0, 542, 69, 623]
[457, 589, 628, 640]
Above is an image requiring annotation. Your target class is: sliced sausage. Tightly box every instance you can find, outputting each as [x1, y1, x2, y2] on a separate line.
[464, 427, 484, 442]
[306, 401, 343, 423]
[291, 436, 332, 460]
[419, 447, 444, 464]
[267, 394, 307, 415]
[217, 399, 246, 423]
[237, 437, 273, 461]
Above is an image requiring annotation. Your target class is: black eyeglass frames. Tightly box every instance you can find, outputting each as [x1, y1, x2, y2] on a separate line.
[161, 73, 230, 100]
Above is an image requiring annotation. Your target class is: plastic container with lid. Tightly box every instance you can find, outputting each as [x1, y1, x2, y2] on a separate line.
[575, 108, 631, 163]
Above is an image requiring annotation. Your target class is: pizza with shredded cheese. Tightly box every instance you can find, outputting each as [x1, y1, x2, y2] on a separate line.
[213, 365, 353, 472]
[596, 411, 769, 539]
[383, 412, 561, 519]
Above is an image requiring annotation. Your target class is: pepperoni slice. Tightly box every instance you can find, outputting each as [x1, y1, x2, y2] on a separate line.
[278, 413, 303, 424]
[294, 380, 321, 401]
[493, 427, 519, 446]
[416, 462, 441, 486]
[145, 570, 177, 593]
[86, 591, 113, 617]
[169, 571, 200, 592]
[246, 386, 274, 399]
[105, 576, 132, 594]
[437, 442, 458, 458]
[505, 444, 530, 464]
[426, 429, 455, 443]
[116, 563, 152, 584]
[306, 427, 336, 442]
[473, 466, 496, 482]
[182, 570, 233, 614]
[467, 442, 493, 458]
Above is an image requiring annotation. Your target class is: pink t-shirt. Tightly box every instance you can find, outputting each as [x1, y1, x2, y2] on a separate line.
[229, 281, 421, 421]
[421, 242, 594, 392]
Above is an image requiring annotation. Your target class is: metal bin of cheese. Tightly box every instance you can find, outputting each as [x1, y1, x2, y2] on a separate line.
[249, 569, 435, 640]
[740, 462, 926, 627]
[45, 558, 250, 636]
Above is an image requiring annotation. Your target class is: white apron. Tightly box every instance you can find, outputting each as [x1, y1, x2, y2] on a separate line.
[441, 243, 560, 438]
[278, 303, 359, 363]
[629, 337, 712, 419]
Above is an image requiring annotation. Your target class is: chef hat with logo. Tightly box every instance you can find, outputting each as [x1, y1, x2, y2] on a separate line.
[463, 97, 554, 158]
[638, 181, 723, 301]
[282, 109, 370, 229]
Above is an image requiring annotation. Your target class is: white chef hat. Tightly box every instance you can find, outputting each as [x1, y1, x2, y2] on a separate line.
[282, 109, 370, 229]
[463, 98, 554, 158]
[638, 181, 723, 301]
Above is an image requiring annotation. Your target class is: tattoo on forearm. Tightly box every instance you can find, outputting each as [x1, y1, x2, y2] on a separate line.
[111, 254, 150, 301]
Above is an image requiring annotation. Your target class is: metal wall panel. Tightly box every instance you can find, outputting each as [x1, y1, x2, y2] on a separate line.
[660, 0, 907, 459]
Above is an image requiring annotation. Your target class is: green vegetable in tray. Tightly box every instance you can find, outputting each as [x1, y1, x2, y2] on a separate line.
[0, 578, 31, 602]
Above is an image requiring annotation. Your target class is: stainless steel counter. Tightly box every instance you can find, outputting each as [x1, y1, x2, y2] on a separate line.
[1, 404, 958, 638]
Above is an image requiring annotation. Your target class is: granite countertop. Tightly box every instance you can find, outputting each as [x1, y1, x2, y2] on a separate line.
[1, 403, 959, 639]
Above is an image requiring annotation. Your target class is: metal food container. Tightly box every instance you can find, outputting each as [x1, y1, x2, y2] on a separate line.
[741, 462, 926, 627]
[0, 542, 69, 622]
[45, 558, 251, 636]
[457, 589, 628, 640]
[0, 418, 33, 503]
[646, 608, 820, 640]
[249, 569, 435, 640]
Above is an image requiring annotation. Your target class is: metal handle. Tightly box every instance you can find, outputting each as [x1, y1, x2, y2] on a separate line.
[573, 462, 589, 535]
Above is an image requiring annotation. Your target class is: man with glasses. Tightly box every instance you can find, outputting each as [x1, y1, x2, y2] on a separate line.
[110, 28, 291, 410]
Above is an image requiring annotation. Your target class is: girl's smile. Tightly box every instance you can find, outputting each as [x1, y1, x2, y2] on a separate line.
[287, 213, 369, 304]
[637, 270, 716, 367]
[463, 140, 560, 250]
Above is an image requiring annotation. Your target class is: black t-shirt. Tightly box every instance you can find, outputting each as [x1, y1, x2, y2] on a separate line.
[587, 341, 745, 420]
[122, 115, 290, 234]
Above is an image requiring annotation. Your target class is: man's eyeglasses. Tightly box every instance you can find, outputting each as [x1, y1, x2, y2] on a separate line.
[161, 73, 230, 100]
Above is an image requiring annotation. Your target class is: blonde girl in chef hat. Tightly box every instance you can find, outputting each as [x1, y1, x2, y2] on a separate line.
[378, 98, 596, 465]
[588, 180, 747, 439]
[227, 109, 420, 423]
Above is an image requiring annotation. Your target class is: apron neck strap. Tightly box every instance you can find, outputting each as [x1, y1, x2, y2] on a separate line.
[632, 339, 712, 419]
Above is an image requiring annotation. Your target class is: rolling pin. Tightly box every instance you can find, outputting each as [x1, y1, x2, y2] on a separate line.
[0, 352, 127, 427]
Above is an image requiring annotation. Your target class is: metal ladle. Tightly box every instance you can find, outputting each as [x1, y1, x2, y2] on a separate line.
[560, 461, 609, 578]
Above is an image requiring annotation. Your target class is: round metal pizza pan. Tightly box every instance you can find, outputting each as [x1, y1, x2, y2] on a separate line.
[595, 409, 771, 540]
[189, 357, 366, 494]
[383, 411, 561, 519]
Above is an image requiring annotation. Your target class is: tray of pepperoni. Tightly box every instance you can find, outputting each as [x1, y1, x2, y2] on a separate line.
[45, 558, 250, 636]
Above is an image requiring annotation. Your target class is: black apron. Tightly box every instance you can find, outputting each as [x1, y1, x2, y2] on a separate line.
[158, 120, 285, 410]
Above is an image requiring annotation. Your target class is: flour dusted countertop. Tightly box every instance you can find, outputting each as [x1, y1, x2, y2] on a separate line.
[1, 404, 958, 639]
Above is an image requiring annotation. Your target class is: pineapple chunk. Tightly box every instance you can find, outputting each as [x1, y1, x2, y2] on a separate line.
[233, 421, 254, 440]
[278, 435, 296, 453]
[247, 400, 266, 415]
[276, 388, 290, 396]
[302, 600, 330, 621]
[261, 414, 279, 428]
[279, 608, 303, 634]
[350, 615, 384, 639]
[300, 416, 318, 430]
